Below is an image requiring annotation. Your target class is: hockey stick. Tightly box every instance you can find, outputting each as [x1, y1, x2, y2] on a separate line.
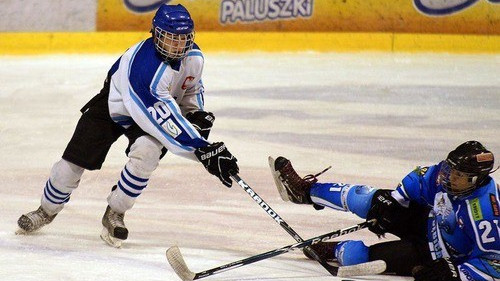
[229, 173, 340, 275]
[166, 220, 383, 281]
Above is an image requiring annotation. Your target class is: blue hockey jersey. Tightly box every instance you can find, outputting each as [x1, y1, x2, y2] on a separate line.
[393, 163, 500, 281]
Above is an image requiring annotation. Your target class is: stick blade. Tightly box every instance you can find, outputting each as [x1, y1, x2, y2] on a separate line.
[166, 246, 196, 281]
[337, 260, 386, 277]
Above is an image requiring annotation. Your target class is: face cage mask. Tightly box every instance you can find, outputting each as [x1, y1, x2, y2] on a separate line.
[153, 26, 194, 61]
[438, 160, 479, 197]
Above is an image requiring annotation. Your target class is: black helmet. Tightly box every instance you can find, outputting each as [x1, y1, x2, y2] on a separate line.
[439, 141, 494, 197]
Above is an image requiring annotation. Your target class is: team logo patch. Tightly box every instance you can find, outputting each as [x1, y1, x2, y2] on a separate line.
[486, 259, 500, 274]
[470, 198, 483, 221]
[413, 0, 498, 16]
[182, 76, 195, 90]
[477, 152, 494, 162]
[162, 119, 181, 138]
[490, 194, 500, 217]
[123, 0, 171, 13]
[413, 166, 429, 176]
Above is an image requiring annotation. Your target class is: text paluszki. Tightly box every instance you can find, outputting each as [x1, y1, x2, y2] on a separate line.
[200, 144, 226, 161]
[220, 0, 313, 24]
[239, 180, 284, 224]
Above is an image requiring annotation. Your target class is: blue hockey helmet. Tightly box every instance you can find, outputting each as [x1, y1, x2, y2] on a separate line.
[438, 141, 495, 197]
[152, 4, 195, 62]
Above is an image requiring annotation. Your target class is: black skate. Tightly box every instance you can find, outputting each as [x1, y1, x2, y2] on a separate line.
[304, 241, 339, 262]
[100, 205, 128, 248]
[16, 206, 57, 234]
[268, 156, 330, 204]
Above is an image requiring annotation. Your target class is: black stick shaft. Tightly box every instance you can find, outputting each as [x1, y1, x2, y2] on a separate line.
[193, 220, 374, 279]
[230, 173, 340, 275]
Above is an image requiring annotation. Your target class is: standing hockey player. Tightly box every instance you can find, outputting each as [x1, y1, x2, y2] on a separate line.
[17, 4, 239, 247]
[270, 141, 499, 280]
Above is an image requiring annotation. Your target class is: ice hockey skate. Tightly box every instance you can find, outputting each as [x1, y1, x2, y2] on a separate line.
[269, 156, 330, 204]
[304, 241, 339, 262]
[100, 205, 128, 248]
[16, 206, 57, 234]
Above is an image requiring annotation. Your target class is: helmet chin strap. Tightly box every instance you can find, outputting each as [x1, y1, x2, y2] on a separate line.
[470, 176, 477, 185]
[490, 165, 500, 175]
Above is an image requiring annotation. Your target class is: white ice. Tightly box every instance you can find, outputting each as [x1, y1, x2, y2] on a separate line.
[0, 52, 499, 281]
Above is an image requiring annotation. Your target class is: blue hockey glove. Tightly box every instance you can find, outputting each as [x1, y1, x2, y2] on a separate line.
[186, 111, 215, 139]
[195, 142, 239, 187]
[412, 258, 461, 281]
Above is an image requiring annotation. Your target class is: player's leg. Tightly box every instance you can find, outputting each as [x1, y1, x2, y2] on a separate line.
[305, 239, 430, 276]
[101, 129, 164, 247]
[369, 240, 431, 276]
[17, 88, 122, 234]
[310, 182, 377, 218]
[269, 156, 322, 204]
[17, 159, 84, 233]
[269, 156, 376, 218]
[305, 201, 430, 274]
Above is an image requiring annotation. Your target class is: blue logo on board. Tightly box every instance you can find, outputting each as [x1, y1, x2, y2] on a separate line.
[123, 0, 171, 13]
[414, 0, 498, 16]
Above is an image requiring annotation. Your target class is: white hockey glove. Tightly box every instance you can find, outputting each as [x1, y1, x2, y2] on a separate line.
[195, 142, 239, 187]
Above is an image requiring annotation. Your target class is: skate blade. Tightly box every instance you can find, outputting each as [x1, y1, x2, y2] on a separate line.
[100, 227, 124, 248]
[268, 156, 290, 202]
[15, 228, 29, 235]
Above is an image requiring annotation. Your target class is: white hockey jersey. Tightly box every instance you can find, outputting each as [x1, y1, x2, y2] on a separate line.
[108, 38, 209, 161]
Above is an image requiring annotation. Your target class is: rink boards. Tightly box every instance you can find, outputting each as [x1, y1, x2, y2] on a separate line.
[1, 31, 500, 55]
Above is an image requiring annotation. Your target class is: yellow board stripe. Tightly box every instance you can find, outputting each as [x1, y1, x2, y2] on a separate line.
[1, 32, 499, 54]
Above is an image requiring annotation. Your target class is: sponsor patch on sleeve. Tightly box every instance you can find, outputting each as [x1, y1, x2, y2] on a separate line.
[490, 194, 500, 217]
[162, 119, 181, 138]
[470, 198, 483, 221]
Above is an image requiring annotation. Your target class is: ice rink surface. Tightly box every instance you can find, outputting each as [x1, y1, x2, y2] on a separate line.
[0, 52, 499, 281]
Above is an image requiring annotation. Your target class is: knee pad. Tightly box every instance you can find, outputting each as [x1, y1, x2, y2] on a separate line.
[335, 240, 369, 266]
[310, 183, 376, 218]
[346, 185, 377, 219]
[127, 136, 163, 178]
[49, 159, 85, 193]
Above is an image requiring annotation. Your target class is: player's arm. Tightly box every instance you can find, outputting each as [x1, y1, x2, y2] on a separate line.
[181, 79, 214, 139]
[125, 90, 238, 186]
[366, 166, 435, 235]
[120, 49, 237, 186]
[179, 50, 215, 139]
[392, 165, 437, 207]
[179, 47, 205, 115]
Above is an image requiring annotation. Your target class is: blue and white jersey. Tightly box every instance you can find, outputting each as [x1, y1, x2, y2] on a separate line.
[108, 38, 209, 161]
[393, 164, 500, 281]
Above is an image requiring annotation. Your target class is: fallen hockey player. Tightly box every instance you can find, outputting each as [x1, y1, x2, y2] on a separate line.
[270, 140, 499, 281]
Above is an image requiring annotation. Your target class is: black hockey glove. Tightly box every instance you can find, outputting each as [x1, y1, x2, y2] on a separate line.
[195, 142, 239, 187]
[412, 258, 461, 281]
[313, 204, 325, 210]
[186, 111, 215, 139]
[366, 189, 405, 236]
